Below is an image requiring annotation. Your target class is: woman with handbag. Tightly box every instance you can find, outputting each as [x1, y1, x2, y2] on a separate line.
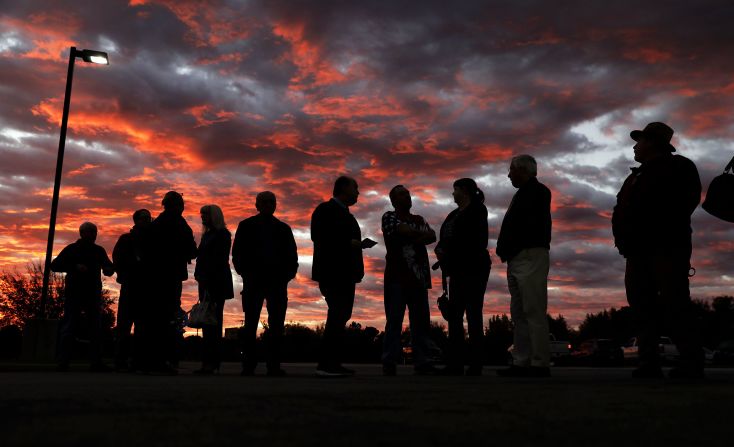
[435, 178, 491, 376]
[194, 204, 234, 374]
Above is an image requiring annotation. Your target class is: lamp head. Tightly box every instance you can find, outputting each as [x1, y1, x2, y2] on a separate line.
[76, 49, 109, 65]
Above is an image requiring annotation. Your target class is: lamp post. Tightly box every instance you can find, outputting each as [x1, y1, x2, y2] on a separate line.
[39, 47, 109, 318]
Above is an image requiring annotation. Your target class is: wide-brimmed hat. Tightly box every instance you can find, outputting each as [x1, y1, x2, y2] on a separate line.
[630, 122, 676, 152]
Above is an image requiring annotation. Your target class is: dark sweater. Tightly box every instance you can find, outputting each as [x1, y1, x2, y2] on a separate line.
[496, 177, 552, 263]
[232, 214, 298, 283]
[51, 239, 114, 299]
[195, 228, 234, 300]
[436, 201, 491, 278]
[311, 199, 364, 284]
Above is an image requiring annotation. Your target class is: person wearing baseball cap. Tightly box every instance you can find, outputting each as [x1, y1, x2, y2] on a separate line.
[612, 122, 704, 379]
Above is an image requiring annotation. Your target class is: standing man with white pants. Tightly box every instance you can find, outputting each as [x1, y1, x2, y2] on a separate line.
[496, 155, 552, 377]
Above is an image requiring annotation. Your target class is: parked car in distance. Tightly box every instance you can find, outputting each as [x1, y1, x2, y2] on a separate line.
[507, 334, 571, 366]
[570, 339, 624, 366]
[622, 336, 679, 364]
[713, 340, 734, 366]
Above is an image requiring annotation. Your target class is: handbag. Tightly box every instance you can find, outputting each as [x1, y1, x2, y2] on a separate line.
[703, 156, 734, 223]
[187, 291, 218, 328]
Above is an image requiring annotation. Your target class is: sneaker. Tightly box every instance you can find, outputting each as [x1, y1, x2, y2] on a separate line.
[631, 366, 664, 379]
[240, 367, 256, 376]
[383, 363, 397, 376]
[315, 364, 349, 378]
[528, 366, 551, 378]
[334, 364, 356, 376]
[193, 366, 217, 375]
[56, 363, 69, 372]
[496, 365, 529, 377]
[668, 366, 705, 380]
[146, 364, 178, 376]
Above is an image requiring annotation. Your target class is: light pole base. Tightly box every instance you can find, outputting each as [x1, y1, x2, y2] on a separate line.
[21, 319, 59, 362]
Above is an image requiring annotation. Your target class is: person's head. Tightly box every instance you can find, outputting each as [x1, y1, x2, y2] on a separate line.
[162, 191, 184, 215]
[452, 178, 484, 208]
[333, 176, 359, 206]
[79, 222, 98, 242]
[255, 191, 277, 216]
[200, 205, 226, 232]
[509, 154, 537, 188]
[132, 209, 152, 227]
[389, 185, 412, 212]
[630, 122, 676, 163]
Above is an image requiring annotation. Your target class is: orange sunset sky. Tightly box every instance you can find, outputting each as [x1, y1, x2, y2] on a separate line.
[2, 1, 734, 332]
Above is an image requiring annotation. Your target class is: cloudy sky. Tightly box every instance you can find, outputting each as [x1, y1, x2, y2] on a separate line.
[2, 0, 734, 330]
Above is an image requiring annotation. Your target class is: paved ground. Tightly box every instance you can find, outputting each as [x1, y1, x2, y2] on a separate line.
[1, 363, 733, 446]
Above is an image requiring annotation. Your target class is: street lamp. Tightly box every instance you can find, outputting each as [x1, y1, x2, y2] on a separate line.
[39, 47, 109, 319]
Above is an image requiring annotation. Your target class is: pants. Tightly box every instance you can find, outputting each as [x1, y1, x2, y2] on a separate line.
[241, 279, 288, 370]
[57, 295, 103, 366]
[508, 247, 550, 368]
[318, 281, 356, 368]
[114, 282, 141, 368]
[139, 280, 182, 370]
[382, 282, 432, 367]
[447, 271, 489, 369]
[625, 255, 703, 369]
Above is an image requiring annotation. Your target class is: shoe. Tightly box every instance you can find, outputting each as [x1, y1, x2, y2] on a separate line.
[413, 364, 439, 376]
[465, 365, 483, 376]
[315, 364, 349, 378]
[438, 365, 465, 376]
[334, 364, 356, 375]
[193, 367, 216, 375]
[383, 363, 397, 376]
[631, 366, 664, 379]
[114, 362, 129, 373]
[56, 363, 69, 372]
[496, 365, 529, 377]
[528, 366, 551, 378]
[90, 363, 113, 373]
[266, 368, 287, 377]
[668, 366, 705, 380]
[240, 367, 256, 376]
[146, 364, 178, 376]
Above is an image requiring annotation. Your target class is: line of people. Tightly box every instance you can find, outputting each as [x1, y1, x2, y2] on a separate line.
[51, 121, 705, 379]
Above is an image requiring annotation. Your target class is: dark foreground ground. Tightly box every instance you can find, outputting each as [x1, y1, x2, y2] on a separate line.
[1, 363, 733, 447]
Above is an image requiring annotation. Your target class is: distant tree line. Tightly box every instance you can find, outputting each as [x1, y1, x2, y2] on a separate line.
[2, 263, 733, 363]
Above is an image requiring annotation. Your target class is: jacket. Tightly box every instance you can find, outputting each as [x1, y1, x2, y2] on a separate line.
[51, 239, 114, 300]
[311, 198, 364, 284]
[436, 201, 491, 277]
[194, 228, 234, 300]
[496, 177, 552, 263]
[612, 153, 700, 258]
[232, 214, 299, 283]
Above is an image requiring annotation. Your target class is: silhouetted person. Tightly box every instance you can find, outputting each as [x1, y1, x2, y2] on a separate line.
[51, 222, 114, 372]
[233, 192, 298, 376]
[143, 191, 197, 375]
[193, 204, 234, 375]
[612, 122, 703, 379]
[496, 155, 552, 378]
[311, 176, 376, 377]
[381, 185, 437, 376]
[112, 208, 151, 371]
[435, 178, 491, 376]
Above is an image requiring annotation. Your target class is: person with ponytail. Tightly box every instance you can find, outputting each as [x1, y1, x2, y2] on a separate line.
[435, 178, 491, 376]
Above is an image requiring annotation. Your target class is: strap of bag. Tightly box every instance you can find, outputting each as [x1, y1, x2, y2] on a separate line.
[725, 156, 734, 173]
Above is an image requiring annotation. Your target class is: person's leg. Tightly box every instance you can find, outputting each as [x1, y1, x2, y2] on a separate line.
[507, 256, 530, 368]
[625, 256, 661, 371]
[519, 248, 550, 368]
[57, 297, 80, 368]
[115, 284, 134, 368]
[319, 281, 355, 370]
[85, 297, 104, 367]
[446, 278, 468, 371]
[382, 282, 407, 369]
[241, 283, 265, 373]
[406, 286, 432, 369]
[465, 275, 488, 372]
[656, 255, 704, 374]
[264, 281, 288, 373]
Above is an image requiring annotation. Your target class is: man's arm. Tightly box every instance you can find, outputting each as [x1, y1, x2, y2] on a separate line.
[231, 221, 245, 275]
[100, 247, 115, 277]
